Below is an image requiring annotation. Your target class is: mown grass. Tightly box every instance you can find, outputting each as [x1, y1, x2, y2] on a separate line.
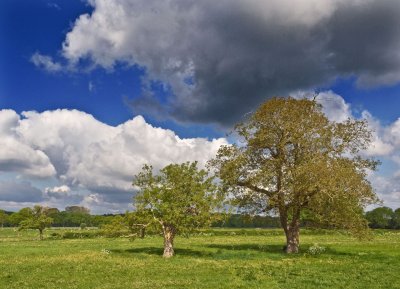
[1, 228, 399, 289]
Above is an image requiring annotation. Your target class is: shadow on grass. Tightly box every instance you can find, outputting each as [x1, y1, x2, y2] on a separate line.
[207, 243, 285, 254]
[110, 243, 361, 259]
[207, 243, 363, 258]
[111, 247, 213, 257]
[111, 244, 287, 259]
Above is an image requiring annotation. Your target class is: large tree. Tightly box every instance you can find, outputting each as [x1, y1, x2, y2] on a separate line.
[133, 162, 223, 258]
[210, 97, 379, 253]
[19, 205, 53, 240]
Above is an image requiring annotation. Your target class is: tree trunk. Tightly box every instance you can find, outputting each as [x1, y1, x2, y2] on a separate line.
[39, 229, 43, 241]
[139, 227, 145, 239]
[162, 224, 176, 258]
[278, 191, 301, 254]
[285, 222, 300, 254]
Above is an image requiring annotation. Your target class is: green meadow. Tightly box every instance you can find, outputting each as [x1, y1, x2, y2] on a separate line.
[1, 228, 399, 289]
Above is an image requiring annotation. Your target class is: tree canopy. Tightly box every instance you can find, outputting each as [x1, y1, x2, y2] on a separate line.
[366, 207, 395, 229]
[65, 206, 90, 214]
[19, 205, 53, 240]
[210, 97, 379, 253]
[133, 162, 224, 257]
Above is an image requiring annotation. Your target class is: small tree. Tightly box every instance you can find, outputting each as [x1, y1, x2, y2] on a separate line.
[210, 97, 379, 253]
[19, 205, 53, 240]
[133, 162, 224, 258]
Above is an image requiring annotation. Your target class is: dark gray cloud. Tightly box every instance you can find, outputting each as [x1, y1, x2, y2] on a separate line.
[0, 180, 44, 202]
[323, 0, 400, 86]
[89, 186, 135, 204]
[56, 0, 400, 125]
[22, 0, 390, 125]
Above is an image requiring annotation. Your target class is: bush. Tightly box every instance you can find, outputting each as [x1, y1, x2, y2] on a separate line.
[307, 243, 326, 255]
[62, 231, 101, 239]
[49, 232, 62, 239]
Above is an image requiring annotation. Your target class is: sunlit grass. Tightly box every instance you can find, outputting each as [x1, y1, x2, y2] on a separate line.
[1, 228, 399, 288]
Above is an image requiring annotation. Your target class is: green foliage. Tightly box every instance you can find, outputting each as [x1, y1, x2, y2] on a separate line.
[101, 215, 128, 237]
[366, 207, 394, 229]
[100, 212, 159, 238]
[213, 214, 280, 228]
[392, 208, 400, 229]
[18, 205, 53, 240]
[9, 207, 33, 226]
[65, 206, 90, 214]
[61, 230, 101, 239]
[47, 208, 112, 227]
[210, 97, 379, 252]
[133, 162, 225, 256]
[133, 162, 224, 235]
[0, 210, 8, 227]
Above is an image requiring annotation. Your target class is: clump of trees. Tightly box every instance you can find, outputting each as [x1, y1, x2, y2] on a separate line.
[133, 162, 224, 257]
[366, 207, 400, 229]
[210, 97, 379, 253]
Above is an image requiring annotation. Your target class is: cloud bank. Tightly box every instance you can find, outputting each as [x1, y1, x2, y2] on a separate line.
[43, 0, 400, 125]
[0, 109, 227, 212]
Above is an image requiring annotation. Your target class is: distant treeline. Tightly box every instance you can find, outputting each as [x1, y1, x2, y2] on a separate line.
[365, 207, 400, 229]
[213, 214, 281, 228]
[0, 206, 399, 229]
[0, 206, 115, 228]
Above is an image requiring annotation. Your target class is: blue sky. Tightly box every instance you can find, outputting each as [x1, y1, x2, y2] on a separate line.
[1, 0, 400, 213]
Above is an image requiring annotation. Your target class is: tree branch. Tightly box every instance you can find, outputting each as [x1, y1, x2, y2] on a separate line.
[236, 180, 277, 197]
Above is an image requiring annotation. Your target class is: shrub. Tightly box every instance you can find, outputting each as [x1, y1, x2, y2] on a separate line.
[62, 231, 101, 239]
[307, 243, 326, 255]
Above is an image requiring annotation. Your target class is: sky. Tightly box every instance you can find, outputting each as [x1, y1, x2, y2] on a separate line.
[1, 0, 400, 214]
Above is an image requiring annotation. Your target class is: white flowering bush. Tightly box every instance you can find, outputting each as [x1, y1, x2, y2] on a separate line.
[307, 244, 326, 255]
[101, 249, 111, 255]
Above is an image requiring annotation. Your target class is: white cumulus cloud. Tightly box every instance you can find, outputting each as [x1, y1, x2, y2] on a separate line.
[0, 109, 56, 178]
[0, 109, 227, 211]
[31, 52, 62, 72]
[45, 185, 71, 194]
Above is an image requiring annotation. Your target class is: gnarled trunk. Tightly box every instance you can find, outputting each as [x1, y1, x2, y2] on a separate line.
[285, 222, 300, 253]
[279, 206, 300, 254]
[162, 224, 176, 258]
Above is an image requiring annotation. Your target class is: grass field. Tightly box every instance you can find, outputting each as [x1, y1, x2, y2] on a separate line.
[1, 228, 399, 289]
